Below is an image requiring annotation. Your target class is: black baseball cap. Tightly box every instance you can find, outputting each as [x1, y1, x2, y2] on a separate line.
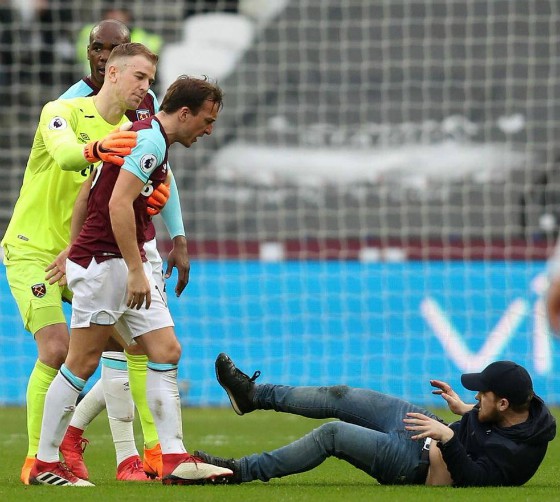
[461, 361, 534, 405]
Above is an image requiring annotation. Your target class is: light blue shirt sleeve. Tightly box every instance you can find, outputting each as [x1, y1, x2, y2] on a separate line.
[160, 171, 186, 238]
[59, 80, 95, 99]
[150, 93, 184, 236]
[121, 124, 166, 182]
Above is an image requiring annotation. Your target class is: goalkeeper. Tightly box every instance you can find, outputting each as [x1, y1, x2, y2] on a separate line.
[50, 18, 189, 483]
[1, 42, 158, 485]
[196, 354, 555, 487]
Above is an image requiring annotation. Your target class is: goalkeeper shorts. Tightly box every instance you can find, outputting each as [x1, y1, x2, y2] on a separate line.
[3, 244, 72, 335]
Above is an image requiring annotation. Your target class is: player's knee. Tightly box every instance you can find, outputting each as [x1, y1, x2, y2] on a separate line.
[65, 355, 100, 381]
[154, 338, 181, 364]
[165, 339, 181, 364]
[34, 324, 69, 368]
[39, 348, 67, 369]
[38, 342, 68, 368]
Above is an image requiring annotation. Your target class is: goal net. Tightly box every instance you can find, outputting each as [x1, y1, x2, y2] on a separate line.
[0, 0, 559, 406]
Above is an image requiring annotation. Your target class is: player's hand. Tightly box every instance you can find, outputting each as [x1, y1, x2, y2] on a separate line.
[403, 412, 455, 443]
[126, 268, 151, 310]
[546, 278, 560, 334]
[147, 181, 171, 216]
[83, 129, 137, 166]
[430, 379, 473, 416]
[166, 235, 190, 297]
[45, 247, 70, 286]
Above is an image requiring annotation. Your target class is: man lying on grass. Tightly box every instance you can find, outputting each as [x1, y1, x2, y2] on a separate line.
[196, 355, 556, 486]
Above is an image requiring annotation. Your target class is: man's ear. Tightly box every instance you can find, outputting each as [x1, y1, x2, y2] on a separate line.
[497, 398, 509, 411]
[106, 64, 118, 82]
[180, 106, 191, 121]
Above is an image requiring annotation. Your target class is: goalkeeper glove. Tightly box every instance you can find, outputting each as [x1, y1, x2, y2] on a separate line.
[147, 181, 171, 216]
[83, 130, 137, 166]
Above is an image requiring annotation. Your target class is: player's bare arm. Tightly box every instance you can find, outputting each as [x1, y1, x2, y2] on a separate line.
[109, 168, 151, 310]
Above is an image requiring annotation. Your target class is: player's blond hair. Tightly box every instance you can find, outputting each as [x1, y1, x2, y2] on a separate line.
[106, 42, 158, 68]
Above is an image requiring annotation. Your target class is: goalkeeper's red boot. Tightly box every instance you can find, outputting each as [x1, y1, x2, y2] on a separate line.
[59, 425, 89, 480]
[117, 455, 156, 481]
[29, 458, 93, 486]
[20, 456, 34, 485]
[143, 443, 163, 478]
[161, 452, 233, 485]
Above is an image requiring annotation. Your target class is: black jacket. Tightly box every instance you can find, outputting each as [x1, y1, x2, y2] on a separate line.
[438, 395, 556, 486]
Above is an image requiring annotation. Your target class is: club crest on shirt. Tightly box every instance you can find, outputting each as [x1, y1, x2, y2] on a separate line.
[31, 283, 46, 298]
[136, 109, 150, 120]
[48, 117, 67, 130]
[140, 154, 157, 173]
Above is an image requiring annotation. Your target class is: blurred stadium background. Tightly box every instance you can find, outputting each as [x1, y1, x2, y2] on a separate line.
[1, 0, 560, 406]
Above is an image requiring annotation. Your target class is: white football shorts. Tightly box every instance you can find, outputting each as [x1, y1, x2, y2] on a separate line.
[67, 252, 173, 339]
[114, 238, 166, 345]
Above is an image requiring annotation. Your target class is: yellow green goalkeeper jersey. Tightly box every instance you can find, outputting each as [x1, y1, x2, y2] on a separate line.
[1, 96, 128, 257]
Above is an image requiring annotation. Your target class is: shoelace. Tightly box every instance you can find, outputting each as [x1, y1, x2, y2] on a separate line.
[59, 462, 77, 478]
[75, 437, 89, 453]
[236, 368, 261, 382]
[129, 458, 147, 474]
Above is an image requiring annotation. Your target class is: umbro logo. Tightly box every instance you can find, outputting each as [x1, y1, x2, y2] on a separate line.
[80, 133, 90, 142]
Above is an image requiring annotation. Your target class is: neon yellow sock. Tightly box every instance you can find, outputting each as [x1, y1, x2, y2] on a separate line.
[26, 360, 58, 457]
[125, 352, 159, 448]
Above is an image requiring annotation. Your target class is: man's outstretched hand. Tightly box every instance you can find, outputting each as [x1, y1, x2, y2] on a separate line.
[430, 379, 474, 416]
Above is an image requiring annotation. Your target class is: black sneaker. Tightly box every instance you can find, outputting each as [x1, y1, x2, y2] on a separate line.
[194, 451, 242, 484]
[215, 353, 261, 415]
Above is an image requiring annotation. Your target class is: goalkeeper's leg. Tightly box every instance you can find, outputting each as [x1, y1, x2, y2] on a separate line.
[4, 256, 71, 484]
[5, 256, 70, 485]
[24, 359, 58, 483]
[126, 350, 162, 477]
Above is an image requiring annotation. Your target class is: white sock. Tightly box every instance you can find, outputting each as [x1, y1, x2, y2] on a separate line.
[37, 370, 82, 463]
[69, 379, 106, 431]
[146, 364, 186, 455]
[101, 352, 139, 466]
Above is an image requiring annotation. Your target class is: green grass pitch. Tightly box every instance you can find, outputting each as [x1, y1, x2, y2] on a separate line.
[1, 406, 559, 501]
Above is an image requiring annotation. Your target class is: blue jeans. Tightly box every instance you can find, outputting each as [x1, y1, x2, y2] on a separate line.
[239, 384, 441, 484]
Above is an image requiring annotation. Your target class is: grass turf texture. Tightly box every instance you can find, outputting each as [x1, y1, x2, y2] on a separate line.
[1, 406, 559, 501]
